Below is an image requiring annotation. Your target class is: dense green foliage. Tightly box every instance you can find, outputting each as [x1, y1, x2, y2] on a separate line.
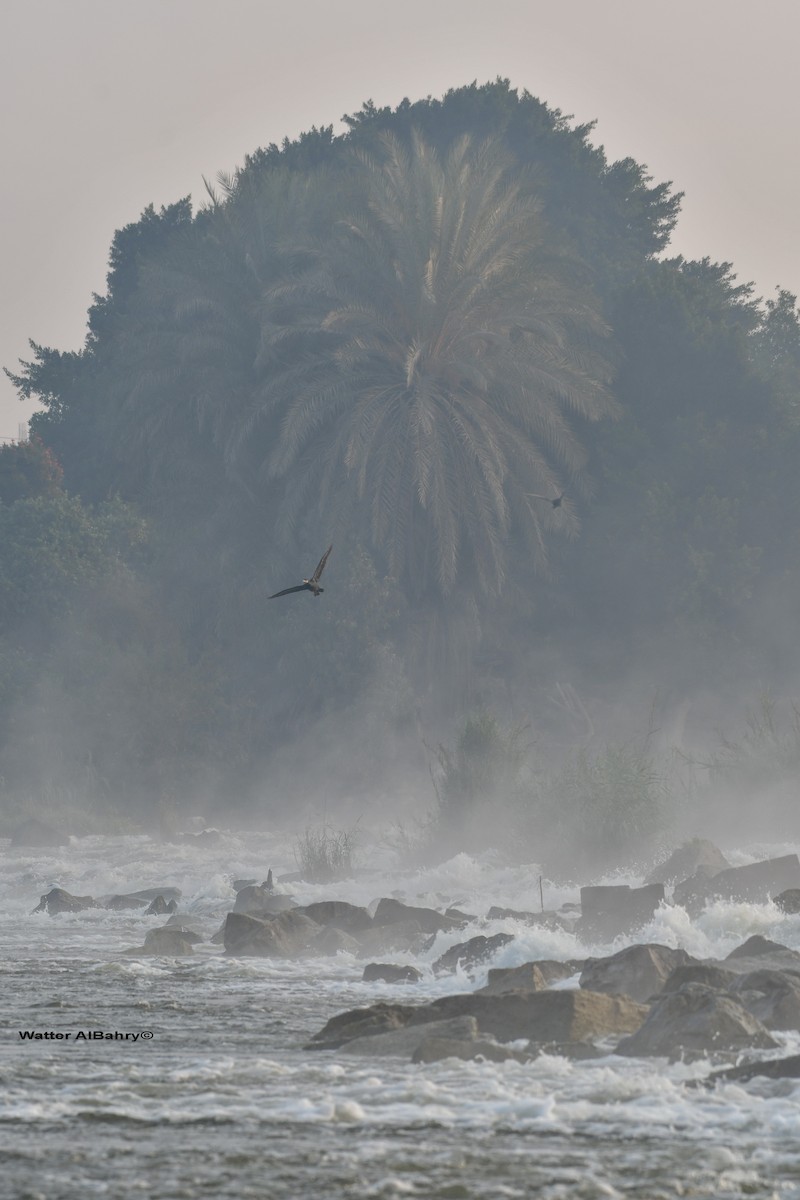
[3, 80, 800, 854]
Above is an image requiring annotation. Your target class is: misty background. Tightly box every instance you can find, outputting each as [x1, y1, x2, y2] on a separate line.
[1, 2, 799, 875]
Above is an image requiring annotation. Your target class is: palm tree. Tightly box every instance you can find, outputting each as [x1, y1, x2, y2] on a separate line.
[232, 131, 617, 601]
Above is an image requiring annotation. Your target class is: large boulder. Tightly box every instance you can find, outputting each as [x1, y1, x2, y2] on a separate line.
[432, 933, 514, 976]
[580, 944, 695, 1003]
[294, 900, 373, 935]
[616, 983, 778, 1057]
[722, 934, 800, 975]
[223, 910, 321, 957]
[355, 919, 427, 959]
[478, 960, 578, 994]
[732, 969, 800, 1031]
[141, 927, 197, 956]
[371, 898, 463, 937]
[425, 989, 648, 1045]
[660, 963, 739, 993]
[32, 888, 97, 915]
[308, 926, 362, 957]
[145, 895, 179, 916]
[340, 1016, 479, 1058]
[774, 889, 800, 914]
[233, 885, 296, 917]
[706, 1054, 800, 1085]
[478, 963, 547, 995]
[309, 1002, 421, 1048]
[645, 839, 730, 886]
[578, 884, 665, 939]
[675, 855, 800, 914]
[310, 989, 647, 1050]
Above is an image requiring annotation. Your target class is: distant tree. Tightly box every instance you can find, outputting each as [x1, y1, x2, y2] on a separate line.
[0, 435, 63, 505]
[0, 493, 147, 634]
[235, 131, 616, 601]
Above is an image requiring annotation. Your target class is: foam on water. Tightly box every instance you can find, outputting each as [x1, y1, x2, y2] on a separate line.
[4, 829, 800, 1198]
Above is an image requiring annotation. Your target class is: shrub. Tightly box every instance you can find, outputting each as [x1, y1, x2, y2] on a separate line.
[294, 823, 358, 883]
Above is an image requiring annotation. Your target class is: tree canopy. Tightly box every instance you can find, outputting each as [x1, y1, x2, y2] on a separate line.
[3, 79, 800, 831]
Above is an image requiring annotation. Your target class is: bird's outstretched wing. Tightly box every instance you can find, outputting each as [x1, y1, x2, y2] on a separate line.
[310, 545, 333, 585]
[269, 584, 310, 599]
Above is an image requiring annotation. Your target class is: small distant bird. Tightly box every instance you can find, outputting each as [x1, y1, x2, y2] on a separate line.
[525, 492, 565, 509]
[269, 545, 332, 599]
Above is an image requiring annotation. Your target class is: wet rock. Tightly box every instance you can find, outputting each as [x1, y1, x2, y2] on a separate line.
[309, 1001, 421, 1049]
[705, 1053, 800, 1085]
[104, 894, 149, 910]
[341, 1015, 479, 1058]
[233, 885, 296, 917]
[774, 889, 800, 914]
[444, 907, 476, 925]
[362, 963, 423, 984]
[10, 819, 69, 847]
[722, 935, 800, 976]
[33, 887, 97, 915]
[294, 900, 373, 935]
[477, 960, 578, 994]
[311, 988, 646, 1051]
[145, 895, 178, 916]
[432, 933, 515, 976]
[371, 898, 463, 937]
[615, 983, 778, 1058]
[140, 927, 198, 955]
[355, 919, 426, 958]
[675, 855, 800, 914]
[580, 944, 695, 1003]
[486, 905, 564, 929]
[478, 963, 548, 994]
[732, 969, 800, 1031]
[426, 989, 648, 1045]
[308, 926, 362, 957]
[223, 909, 321, 958]
[645, 839, 730, 886]
[413, 1035, 530, 1064]
[660, 963, 738, 993]
[232, 879, 258, 891]
[578, 884, 665, 939]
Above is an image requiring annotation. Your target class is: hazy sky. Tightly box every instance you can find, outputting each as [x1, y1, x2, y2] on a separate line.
[2, 0, 798, 434]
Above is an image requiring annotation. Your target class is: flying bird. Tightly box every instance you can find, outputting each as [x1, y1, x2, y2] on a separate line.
[269, 545, 332, 599]
[525, 492, 565, 509]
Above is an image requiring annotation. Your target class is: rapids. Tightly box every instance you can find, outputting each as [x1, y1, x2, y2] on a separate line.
[3, 829, 800, 1199]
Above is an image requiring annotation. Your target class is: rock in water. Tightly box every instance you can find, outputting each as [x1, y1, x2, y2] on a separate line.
[616, 983, 778, 1057]
[223, 910, 321, 957]
[432, 933, 514, 976]
[645, 839, 730, 886]
[580, 944, 696, 1003]
[340, 1016, 479, 1057]
[309, 989, 647, 1050]
[33, 888, 97, 915]
[578, 884, 665, 939]
[362, 963, 422, 983]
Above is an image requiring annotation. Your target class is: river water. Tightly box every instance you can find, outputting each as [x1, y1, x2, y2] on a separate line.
[3, 829, 800, 1199]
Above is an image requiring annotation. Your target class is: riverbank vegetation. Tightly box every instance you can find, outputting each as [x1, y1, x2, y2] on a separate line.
[3, 81, 799, 861]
